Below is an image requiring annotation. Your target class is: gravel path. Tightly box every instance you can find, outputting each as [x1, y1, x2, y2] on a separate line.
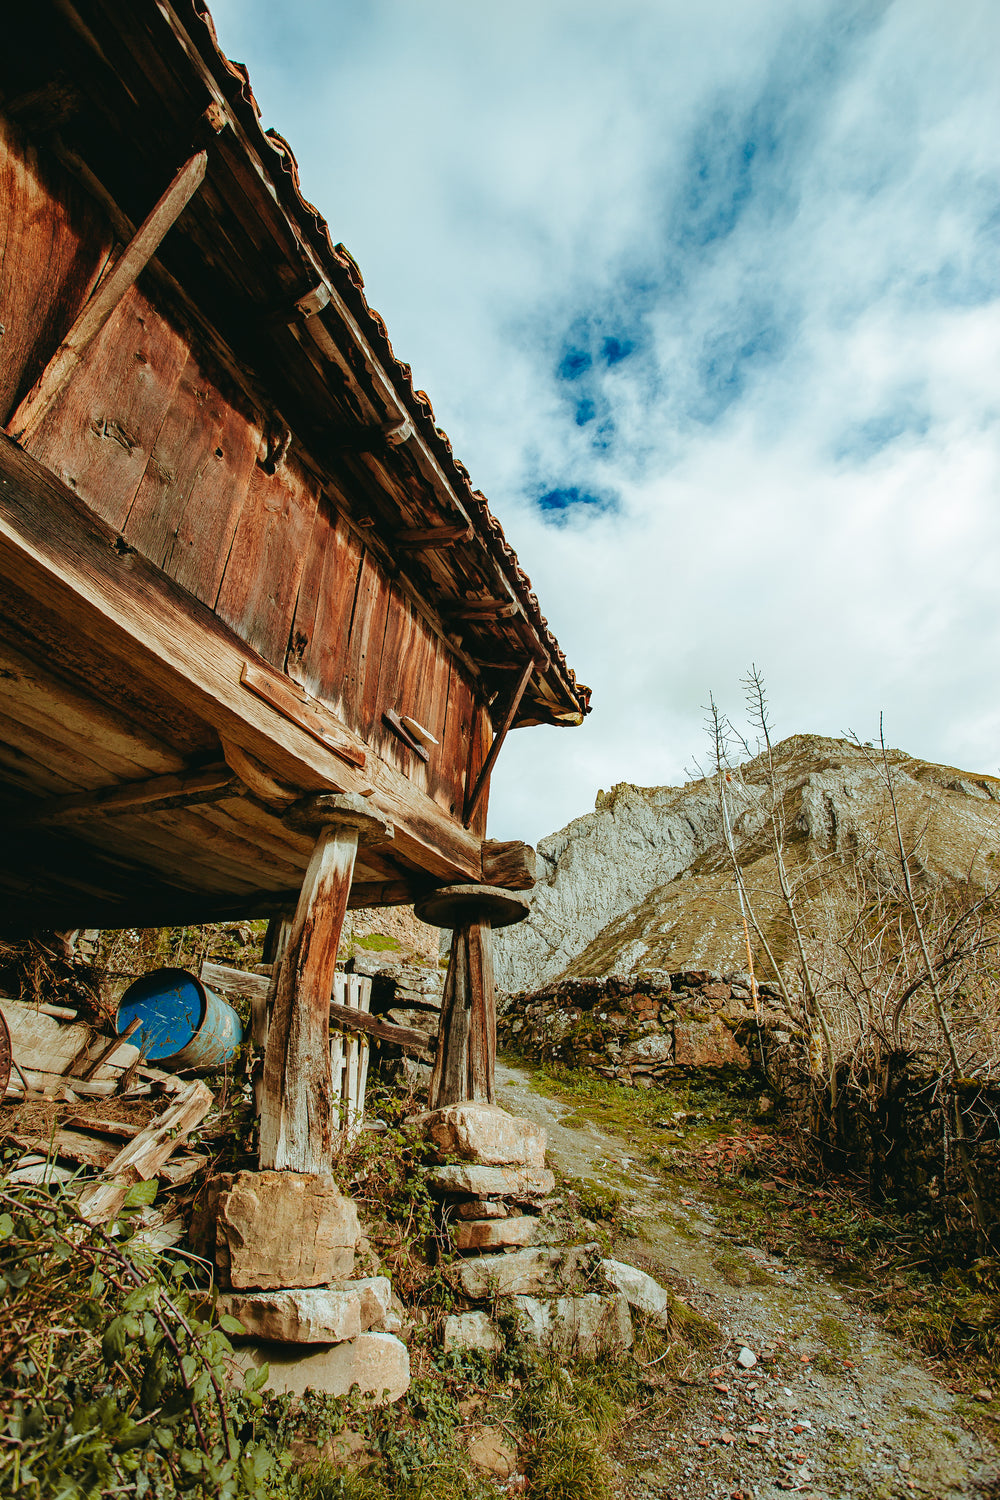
[496, 1063, 1000, 1500]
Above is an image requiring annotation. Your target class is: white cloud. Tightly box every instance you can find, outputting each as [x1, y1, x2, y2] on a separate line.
[209, 0, 1000, 842]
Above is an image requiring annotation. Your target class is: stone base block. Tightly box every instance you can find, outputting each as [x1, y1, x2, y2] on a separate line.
[232, 1331, 409, 1403]
[512, 1293, 633, 1356]
[218, 1277, 393, 1343]
[443, 1310, 500, 1354]
[412, 1102, 547, 1168]
[193, 1171, 359, 1290]
[453, 1216, 537, 1252]
[453, 1243, 598, 1300]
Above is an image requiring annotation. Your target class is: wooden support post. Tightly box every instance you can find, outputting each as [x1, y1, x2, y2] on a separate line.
[7, 150, 209, 445]
[258, 794, 392, 1174]
[414, 883, 530, 1110]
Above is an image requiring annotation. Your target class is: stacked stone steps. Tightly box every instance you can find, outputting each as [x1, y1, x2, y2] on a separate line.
[411, 1101, 635, 1358]
[192, 1169, 410, 1403]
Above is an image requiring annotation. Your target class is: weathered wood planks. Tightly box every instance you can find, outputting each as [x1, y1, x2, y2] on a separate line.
[0, 436, 484, 884]
[0, 115, 111, 425]
[9, 150, 208, 447]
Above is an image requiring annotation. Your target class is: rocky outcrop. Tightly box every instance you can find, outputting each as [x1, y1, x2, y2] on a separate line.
[495, 736, 1000, 993]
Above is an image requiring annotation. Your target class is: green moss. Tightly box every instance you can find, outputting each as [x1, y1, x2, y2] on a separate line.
[817, 1314, 853, 1355]
[354, 934, 400, 952]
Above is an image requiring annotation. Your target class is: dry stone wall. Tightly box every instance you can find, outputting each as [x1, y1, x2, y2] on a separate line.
[499, 969, 803, 1085]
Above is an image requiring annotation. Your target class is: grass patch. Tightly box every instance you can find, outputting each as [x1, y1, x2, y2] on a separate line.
[354, 934, 400, 953]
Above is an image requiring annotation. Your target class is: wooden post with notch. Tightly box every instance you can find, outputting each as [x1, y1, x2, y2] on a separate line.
[414, 883, 530, 1108]
[258, 793, 392, 1174]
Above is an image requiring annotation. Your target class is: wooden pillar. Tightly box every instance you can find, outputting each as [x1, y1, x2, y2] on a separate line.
[414, 883, 530, 1111]
[259, 794, 392, 1174]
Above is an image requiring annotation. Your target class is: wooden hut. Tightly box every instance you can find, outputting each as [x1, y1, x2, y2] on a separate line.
[0, 0, 588, 1169]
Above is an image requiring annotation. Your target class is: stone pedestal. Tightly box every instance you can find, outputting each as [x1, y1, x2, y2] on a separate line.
[414, 884, 529, 1109]
[193, 1170, 359, 1289]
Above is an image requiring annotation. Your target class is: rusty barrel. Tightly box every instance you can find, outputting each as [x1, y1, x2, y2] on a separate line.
[117, 966, 242, 1069]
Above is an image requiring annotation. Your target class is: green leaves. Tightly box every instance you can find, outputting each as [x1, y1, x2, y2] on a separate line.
[123, 1179, 159, 1210]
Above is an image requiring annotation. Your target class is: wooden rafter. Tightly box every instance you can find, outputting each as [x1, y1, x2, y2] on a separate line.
[463, 658, 535, 827]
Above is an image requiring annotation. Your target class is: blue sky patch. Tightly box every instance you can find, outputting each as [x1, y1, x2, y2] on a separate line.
[535, 485, 616, 525]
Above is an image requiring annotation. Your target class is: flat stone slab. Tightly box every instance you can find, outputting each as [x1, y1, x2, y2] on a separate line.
[412, 1102, 547, 1168]
[455, 1200, 509, 1220]
[453, 1243, 599, 1300]
[427, 1164, 555, 1200]
[193, 1171, 358, 1290]
[599, 1258, 671, 1323]
[232, 1331, 409, 1403]
[443, 1310, 499, 1354]
[512, 1293, 633, 1356]
[218, 1276, 393, 1343]
[453, 1215, 538, 1252]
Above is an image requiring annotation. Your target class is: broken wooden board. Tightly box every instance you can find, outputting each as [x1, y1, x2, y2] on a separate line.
[13, 1129, 118, 1170]
[0, 998, 139, 1082]
[5, 1069, 117, 1100]
[76, 1079, 213, 1223]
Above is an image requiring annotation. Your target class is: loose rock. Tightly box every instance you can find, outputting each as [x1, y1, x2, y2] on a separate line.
[453, 1243, 598, 1300]
[444, 1310, 499, 1354]
[512, 1292, 633, 1356]
[427, 1164, 555, 1200]
[452, 1215, 538, 1252]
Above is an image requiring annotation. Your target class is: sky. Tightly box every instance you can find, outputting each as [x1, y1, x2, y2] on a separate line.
[209, 0, 1000, 845]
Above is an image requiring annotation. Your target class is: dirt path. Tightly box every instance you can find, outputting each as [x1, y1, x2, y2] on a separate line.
[496, 1063, 1000, 1500]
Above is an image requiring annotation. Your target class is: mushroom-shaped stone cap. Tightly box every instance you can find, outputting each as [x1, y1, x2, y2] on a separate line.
[414, 883, 530, 930]
[283, 792, 393, 847]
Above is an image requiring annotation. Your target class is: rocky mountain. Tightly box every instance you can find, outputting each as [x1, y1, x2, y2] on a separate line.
[494, 735, 1000, 994]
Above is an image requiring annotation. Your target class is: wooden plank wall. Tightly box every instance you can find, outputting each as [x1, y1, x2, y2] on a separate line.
[0, 120, 489, 837]
[0, 116, 112, 424]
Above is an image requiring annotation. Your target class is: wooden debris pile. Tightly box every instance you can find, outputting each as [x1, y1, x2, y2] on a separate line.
[1, 987, 213, 1243]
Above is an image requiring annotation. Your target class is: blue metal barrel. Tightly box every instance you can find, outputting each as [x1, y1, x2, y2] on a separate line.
[116, 967, 243, 1069]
